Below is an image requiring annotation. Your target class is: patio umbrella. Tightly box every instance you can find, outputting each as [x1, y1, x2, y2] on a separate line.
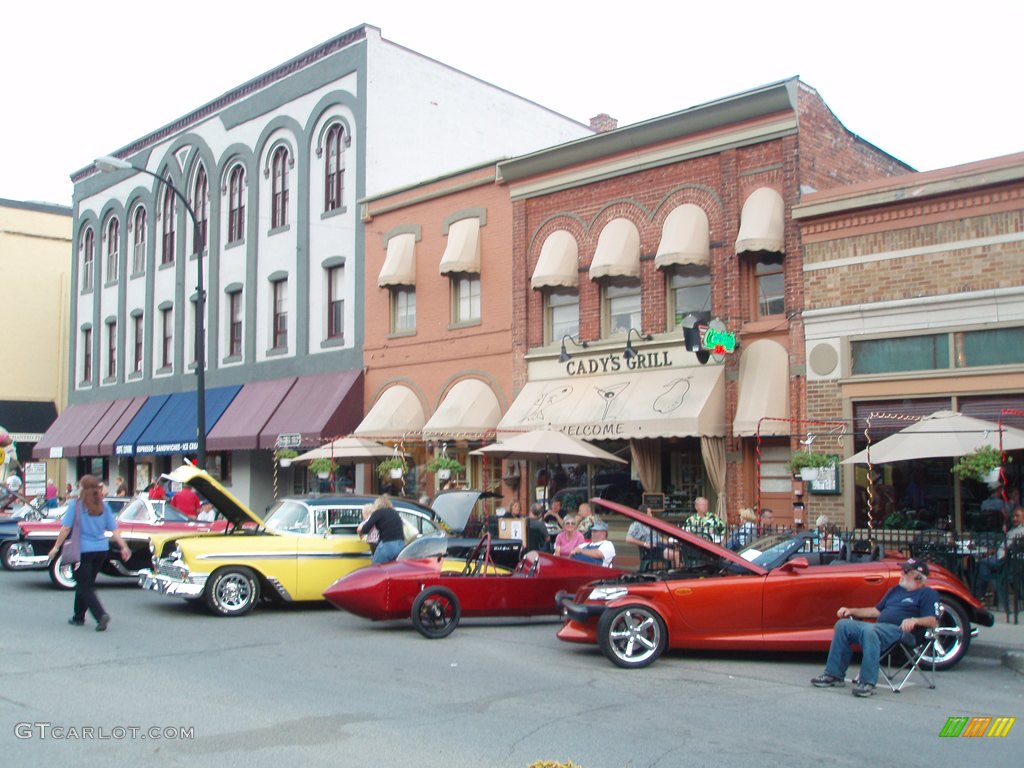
[294, 436, 402, 463]
[842, 411, 1024, 465]
[470, 428, 626, 465]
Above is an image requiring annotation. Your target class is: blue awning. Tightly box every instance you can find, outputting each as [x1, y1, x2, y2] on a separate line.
[129, 386, 242, 456]
[114, 396, 170, 457]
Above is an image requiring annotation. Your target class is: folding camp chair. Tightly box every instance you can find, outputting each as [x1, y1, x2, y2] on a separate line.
[878, 628, 937, 693]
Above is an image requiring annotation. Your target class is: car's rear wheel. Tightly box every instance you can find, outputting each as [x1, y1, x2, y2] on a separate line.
[48, 553, 77, 589]
[411, 586, 461, 638]
[925, 597, 970, 670]
[204, 566, 260, 616]
[597, 604, 667, 668]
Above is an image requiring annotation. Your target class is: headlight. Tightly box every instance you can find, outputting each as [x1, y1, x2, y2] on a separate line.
[587, 586, 628, 602]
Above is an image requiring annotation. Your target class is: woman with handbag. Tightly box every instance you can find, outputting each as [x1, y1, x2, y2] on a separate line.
[47, 475, 131, 631]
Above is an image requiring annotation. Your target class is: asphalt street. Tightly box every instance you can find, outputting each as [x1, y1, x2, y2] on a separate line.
[1, 568, 1021, 768]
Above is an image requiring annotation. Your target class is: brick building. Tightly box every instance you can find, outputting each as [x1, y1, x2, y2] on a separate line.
[794, 152, 1024, 530]
[494, 78, 911, 525]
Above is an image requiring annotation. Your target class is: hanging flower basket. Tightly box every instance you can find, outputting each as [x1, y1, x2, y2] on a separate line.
[788, 450, 833, 479]
[951, 446, 1003, 484]
[799, 467, 821, 482]
[275, 449, 298, 468]
[309, 458, 336, 478]
[377, 456, 408, 480]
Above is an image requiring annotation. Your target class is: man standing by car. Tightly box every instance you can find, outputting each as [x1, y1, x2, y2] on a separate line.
[811, 557, 939, 697]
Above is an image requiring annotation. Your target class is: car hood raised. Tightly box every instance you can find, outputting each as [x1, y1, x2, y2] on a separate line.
[164, 465, 264, 530]
[429, 489, 500, 534]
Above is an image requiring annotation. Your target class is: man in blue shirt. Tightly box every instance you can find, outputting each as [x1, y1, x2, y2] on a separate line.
[811, 557, 940, 697]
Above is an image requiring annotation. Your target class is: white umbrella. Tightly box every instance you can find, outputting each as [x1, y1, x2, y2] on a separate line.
[843, 411, 1024, 465]
[294, 437, 402, 463]
[470, 428, 626, 465]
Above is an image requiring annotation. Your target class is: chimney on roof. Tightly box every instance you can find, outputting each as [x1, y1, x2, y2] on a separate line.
[589, 113, 618, 133]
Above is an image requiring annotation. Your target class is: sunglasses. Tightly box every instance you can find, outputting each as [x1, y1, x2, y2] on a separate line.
[564, 523, 576, 527]
[901, 569, 926, 581]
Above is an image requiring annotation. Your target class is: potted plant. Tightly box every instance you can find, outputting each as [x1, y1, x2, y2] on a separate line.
[377, 456, 407, 480]
[275, 448, 299, 468]
[951, 446, 1003, 485]
[309, 457, 336, 479]
[788, 450, 833, 482]
[426, 454, 463, 480]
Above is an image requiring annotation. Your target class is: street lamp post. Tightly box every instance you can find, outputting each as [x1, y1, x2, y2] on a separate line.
[95, 155, 207, 469]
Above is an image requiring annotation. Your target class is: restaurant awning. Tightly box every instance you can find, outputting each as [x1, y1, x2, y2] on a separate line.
[735, 187, 785, 254]
[422, 379, 502, 439]
[128, 386, 242, 456]
[207, 377, 296, 451]
[115, 396, 170, 456]
[354, 384, 426, 439]
[257, 370, 362, 449]
[0, 399, 57, 442]
[32, 401, 115, 459]
[80, 398, 143, 456]
[733, 339, 791, 437]
[378, 232, 417, 287]
[97, 397, 148, 455]
[497, 366, 725, 440]
[531, 230, 579, 289]
[589, 218, 640, 280]
[654, 204, 710, 269]
[438, 218, 481, 275]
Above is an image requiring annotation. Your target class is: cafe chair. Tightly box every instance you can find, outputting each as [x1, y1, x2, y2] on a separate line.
[877, 628, 937, 693]
[639, 546, 667, 572]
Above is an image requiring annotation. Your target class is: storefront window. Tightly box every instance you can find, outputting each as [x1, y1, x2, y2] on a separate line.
[547, 289, 579, 343]
[604, 280, 641, 336]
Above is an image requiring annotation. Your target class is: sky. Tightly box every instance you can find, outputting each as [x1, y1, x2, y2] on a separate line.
[3, 0, 1021, 206]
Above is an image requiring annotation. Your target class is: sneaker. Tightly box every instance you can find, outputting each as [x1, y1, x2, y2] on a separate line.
[811, 673, 844, 688]
[96, 614, 110, 632]
[852, 681, 875, 698]
[68, 617, 85, 626]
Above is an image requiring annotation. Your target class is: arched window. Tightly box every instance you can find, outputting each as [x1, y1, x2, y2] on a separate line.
[161, 181, 175, 265]
[228, 165, 246, 243]
[271, 147, 289, 228]
[324, 124, 345, 212]
[132, 206, 147, 274]
[193, 165, 208, 253]
[105, 217, 119, 283]
[81, 227, 95, 291]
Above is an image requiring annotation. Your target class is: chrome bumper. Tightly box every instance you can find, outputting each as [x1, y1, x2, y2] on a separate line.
[140, 571, 208, 599]
[6, 548, 49, 568]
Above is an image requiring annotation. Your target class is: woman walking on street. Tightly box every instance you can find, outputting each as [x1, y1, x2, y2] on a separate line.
[48, 475, 131, 631]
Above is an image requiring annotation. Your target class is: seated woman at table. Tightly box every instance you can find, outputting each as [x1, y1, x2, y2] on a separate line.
[973, 505, 1024, 602]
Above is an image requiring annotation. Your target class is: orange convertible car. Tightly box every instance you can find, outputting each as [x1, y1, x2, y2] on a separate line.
[557, 499, 994, 668]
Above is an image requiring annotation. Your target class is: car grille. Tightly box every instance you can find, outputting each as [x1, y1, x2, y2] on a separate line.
[157, 561, 188, 580]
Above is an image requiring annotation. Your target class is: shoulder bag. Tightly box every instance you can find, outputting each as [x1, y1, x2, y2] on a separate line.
[60, 500, 82, 567]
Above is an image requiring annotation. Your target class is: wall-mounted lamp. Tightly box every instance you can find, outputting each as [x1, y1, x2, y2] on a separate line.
[559, 334, 588, 363]
[622, 328, 653, 360]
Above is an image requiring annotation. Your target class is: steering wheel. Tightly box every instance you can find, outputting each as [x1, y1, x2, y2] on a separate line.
[515, 551, 540, 577]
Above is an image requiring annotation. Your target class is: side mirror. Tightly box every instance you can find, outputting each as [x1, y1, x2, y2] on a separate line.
[780, 557, 809, 572]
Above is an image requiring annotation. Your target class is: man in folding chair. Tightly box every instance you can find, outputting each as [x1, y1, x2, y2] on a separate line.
[811, 558, 940, 698]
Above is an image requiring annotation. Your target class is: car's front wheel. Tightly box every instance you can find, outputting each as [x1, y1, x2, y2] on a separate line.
[204, 566, 260, 616]
[1, 540, 33, 570]
[48, 553, 77, 590]
[597, 604, 667, 668]
[925, 597, 971, 670]
[411, 586, 461, 638]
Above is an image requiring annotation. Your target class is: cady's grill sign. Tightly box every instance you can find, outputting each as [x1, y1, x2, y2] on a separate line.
[564, 350, 674, 376]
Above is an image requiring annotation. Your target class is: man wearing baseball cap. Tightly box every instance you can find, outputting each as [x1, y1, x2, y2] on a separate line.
[571, 518, 616, 567]
[811, 557, 940, 697]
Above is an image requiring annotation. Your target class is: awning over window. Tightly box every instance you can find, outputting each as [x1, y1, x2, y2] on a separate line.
[96, 397, 148, 455]
[123, 386, 242, 456]
[733, 339, 791, 437]
[378, 232, 417, 287]
[32, 401, 115, 459]
[0, 399, 57, 442]
[115, 396, 170, 457]
[497, 366, 725, 440]
[354, 384, 426, 439]
[589, 218, 640, 280]
[655, 204, 710, 269]
[207, 378, 296, 451]
[531, 230, 579, 289]
[438, 218, 481, 275]
[258, 370, 363, 449]
[423, 379, 502, 439]
[80, 398, 144, 456]
[735, 187, 785, 254]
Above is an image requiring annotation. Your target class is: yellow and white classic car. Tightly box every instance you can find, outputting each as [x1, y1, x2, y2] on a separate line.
[141, 465, 446, 616]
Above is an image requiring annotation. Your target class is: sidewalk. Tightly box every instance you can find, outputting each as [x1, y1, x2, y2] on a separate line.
[970, 611, 1024, 673]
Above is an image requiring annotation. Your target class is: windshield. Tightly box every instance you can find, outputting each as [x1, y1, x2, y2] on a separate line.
[264, 501, 311, 534]
[738, 533, 804, 568]
[398, 533, 448, 560]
